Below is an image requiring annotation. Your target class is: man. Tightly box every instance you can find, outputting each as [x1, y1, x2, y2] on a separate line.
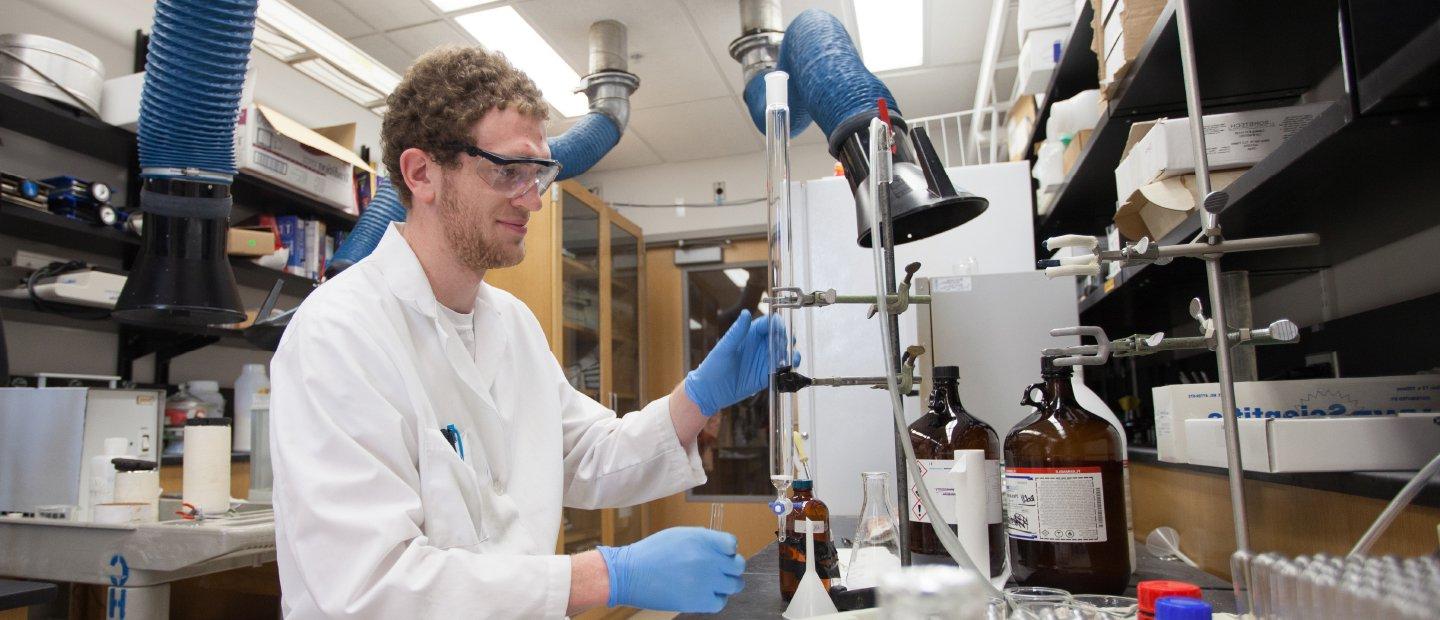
[271, 47, 782, 617]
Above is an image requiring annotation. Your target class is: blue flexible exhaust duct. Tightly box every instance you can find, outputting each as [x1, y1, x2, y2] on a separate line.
[732, 7, 988, 247]
[114, 0, 256, 325]
[327, 20, 638, 276]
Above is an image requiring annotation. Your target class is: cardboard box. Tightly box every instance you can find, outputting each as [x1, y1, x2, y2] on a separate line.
[1185, 414, 1440, 473]
[1113, 169, 1244, 241]
[1017, 0, 1076, 42]
[1017, 27, 1070, 96]
[235, 103, 374, 214]
[1007, 95, 1040, 162]
[1094, 0, 1165, 90]
[1061, 128, 1093, 174]
[1113, 103, 1328, 201]
[228, 227, 278, 256]
[1152, 375, 1440, 464]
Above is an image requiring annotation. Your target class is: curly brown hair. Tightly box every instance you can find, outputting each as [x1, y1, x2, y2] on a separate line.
[381, 46, 549, 206]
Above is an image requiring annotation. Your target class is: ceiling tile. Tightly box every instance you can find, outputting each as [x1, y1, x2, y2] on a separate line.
[582, 132, 664, 173]
[514, 0, 733, 110]
[292, 0, 378, 38]
[351, 33, 414, 74]
[627, 97, 765, 163]
[927, 0, 992, 66]
[385, 20, 472, 57]
[339, 0, 440, 32]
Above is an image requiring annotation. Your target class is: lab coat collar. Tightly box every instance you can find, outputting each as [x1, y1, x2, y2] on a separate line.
[371, 223, 513, 432]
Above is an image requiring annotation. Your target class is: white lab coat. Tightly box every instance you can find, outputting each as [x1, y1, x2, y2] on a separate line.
[270, 224, 706, 618]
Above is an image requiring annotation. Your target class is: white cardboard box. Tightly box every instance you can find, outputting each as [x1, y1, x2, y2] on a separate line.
[99, 72, 145, 130]
[1185, 414, 1440, 473]
[1017, 27, 1070, 96]
[1153, 375, 1440, 464]
[235, 103, 370, 213]
[1113, 103, 1329, 201]
[1018, 0, 1076, 42]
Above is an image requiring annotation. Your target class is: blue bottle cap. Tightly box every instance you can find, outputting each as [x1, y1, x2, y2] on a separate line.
[1154, 596, 1212, 620]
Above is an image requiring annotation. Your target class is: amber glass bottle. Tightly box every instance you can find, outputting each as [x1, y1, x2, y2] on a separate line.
[906, 366, 1005, 577]
[779, 479, 840, 600]
[1004, 356, 1132, 594]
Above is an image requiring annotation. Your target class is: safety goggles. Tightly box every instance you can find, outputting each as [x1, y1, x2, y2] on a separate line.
[445, 142, 562, 199]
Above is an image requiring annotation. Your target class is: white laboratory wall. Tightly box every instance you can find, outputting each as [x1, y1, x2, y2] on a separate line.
[576, 143, 840, 239]
[790, 161, 1037, 515]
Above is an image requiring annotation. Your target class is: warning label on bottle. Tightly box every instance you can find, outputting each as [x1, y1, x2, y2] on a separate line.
[1004, 466, 1106, 543]
[909, 459, 955, 523]
[909, 458, 1003, 524]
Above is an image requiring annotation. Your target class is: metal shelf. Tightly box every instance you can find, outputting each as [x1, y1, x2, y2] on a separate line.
[231, 173, 359, 231]
[0, 83, 136, 166]
[1356, 14, 1440, 116]
[0, 202, 139, 255]
[1034, 0, 1342, 245]
[1025, 0, 1100, 155]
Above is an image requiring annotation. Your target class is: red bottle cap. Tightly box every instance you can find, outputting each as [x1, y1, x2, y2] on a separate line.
[1138, 580, 1202, 611]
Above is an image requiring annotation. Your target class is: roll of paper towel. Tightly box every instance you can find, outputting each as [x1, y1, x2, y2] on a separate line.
[183, 418, 232, 515]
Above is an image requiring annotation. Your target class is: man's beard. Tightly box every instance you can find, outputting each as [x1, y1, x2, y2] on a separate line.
[439, 189, 524, 272]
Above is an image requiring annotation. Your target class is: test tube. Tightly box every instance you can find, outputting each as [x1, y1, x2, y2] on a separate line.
[764, 70, 796, 540]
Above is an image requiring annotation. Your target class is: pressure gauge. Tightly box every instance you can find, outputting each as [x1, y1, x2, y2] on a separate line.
[90, 182, 112, 203]
[98, 204, 118, 226]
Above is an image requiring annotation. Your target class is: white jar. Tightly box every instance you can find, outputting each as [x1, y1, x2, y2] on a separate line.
[232, 364, 270, 452]
[86, 436, 130, 521]
[185, 380, 226, 420]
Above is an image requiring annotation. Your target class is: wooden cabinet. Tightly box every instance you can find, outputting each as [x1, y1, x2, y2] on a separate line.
[485, 180, 648, 556]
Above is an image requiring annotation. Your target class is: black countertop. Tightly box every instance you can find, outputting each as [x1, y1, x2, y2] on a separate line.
[682, 516, 1236, 619]
[0, 579, 56, 611]
[1128, 446, 1440, 508]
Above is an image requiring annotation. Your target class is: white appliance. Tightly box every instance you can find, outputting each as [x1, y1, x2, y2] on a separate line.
[0, 388, 164, 515]
[795, 162, 1040, 515]
[1, 269, 127, 308]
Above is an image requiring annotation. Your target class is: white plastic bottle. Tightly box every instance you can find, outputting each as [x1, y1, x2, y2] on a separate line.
[232, 364, 269, 452]
[86, 436, 130, 521]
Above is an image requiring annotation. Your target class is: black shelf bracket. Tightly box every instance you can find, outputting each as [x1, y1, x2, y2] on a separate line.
[117, 325, 220, 385]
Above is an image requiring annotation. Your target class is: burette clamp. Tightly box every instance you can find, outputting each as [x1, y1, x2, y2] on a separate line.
[1042, 326, 1113, 366]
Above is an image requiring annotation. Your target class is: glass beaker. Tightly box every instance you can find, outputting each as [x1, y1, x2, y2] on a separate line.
[1014, 601, 1084, 620]
[1071, 594, 1138, 619]
[1005, 586, 1072, 608]
[847, 471, 901, 590]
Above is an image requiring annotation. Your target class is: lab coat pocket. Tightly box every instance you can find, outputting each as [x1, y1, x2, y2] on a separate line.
[418, 430, 491, 550]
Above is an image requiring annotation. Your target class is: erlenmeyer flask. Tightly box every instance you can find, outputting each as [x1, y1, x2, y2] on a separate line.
[847, 471, 902, 590]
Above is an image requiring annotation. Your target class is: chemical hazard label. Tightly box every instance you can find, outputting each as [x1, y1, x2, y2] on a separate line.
[1004, 466, 1106, 543]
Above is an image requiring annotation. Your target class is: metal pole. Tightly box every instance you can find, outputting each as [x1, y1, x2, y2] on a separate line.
[1175, 0, 1252, 607]
[877, 152, 912, 567]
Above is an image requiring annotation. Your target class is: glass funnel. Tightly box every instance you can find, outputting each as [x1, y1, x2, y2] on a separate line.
[847, 471, 902, 590]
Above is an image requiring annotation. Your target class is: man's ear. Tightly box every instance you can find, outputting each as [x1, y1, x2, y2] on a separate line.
[399, 147, 438, 209]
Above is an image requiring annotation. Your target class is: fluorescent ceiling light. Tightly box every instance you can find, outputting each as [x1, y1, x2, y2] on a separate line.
[256, 0, 400, 110]
[294, 59, 383, 107]
[853, 0, 924, 72]
[455, 6, 590, 117]
[427, 0, 501, 12]
[724, 268, 751, 288]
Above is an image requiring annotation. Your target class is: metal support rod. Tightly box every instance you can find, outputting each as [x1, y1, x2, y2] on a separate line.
[834, 294, 932, 305]
[809, 375, 919, 387]
[1176, 0, 1251, 608]
[878, 161, 912, 567]
[1095, 233, 1321, 262]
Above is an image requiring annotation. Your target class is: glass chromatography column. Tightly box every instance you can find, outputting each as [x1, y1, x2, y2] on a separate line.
[764, 70, 797, 540]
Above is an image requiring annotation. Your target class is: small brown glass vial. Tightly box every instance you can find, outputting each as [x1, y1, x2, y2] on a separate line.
[779, 479, 840, 601]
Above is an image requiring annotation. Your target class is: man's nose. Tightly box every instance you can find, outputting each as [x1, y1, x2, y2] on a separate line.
[512, 183, 544, 212]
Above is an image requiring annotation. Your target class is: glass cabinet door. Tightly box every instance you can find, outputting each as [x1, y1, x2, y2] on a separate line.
[560, 188, 602, 554]
[609, 221, 644, 546]
[609, 222, 641, 415]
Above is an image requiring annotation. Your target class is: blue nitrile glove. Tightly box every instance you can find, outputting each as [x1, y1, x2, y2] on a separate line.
[597, 527, 746, 613]
[684, 310, 799, 416]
